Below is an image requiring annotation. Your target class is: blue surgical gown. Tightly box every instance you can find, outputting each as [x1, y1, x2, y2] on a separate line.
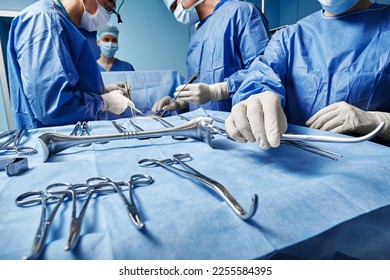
[98, 58, 135, 72]
[7, 0, 132, 129]
[233, 4, 390, 126]
[187, 0, 270, 112]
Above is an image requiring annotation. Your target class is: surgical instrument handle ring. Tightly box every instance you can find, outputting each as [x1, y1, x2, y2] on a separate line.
[15, 190, 67, 260]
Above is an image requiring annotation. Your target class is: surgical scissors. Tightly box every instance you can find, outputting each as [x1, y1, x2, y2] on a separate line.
[15, 189, 68, 259]
[0, 129, 37, 155]
[138, 153, 258, 221]
[46, 180, 115, 250]
[87, 175, 154, 229]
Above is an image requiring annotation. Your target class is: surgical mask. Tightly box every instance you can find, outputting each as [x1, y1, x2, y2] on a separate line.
[99, 42, 118, 58]
[80, 0, 111, 32]
[174, 0, 205, 25]
[318, 0, 359, 15]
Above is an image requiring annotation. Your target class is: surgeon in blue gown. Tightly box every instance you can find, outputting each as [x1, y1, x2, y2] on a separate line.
[7, 0, 137, 129]
[152, 0, 270, 114]
[226, 0, 390, 150]
[96, 24, 135, 72]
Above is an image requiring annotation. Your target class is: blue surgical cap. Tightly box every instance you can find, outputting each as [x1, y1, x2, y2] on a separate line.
[163, 0, 175, 10]
[97, 24, 119, 41]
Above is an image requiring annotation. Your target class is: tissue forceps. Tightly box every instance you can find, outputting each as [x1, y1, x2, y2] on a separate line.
[0, 129, 37, 155]
[129, 119, 161, 140]
[159, 72, 200, 117]
[112, 120, 127, 133]
[138, 153, 258, 220]
[87, 175, 154, 229]
[112, 120, 158, 140]
[154, 118, 188, 141]
[47, 180, 115, 250]
[15, 190, 67, 259]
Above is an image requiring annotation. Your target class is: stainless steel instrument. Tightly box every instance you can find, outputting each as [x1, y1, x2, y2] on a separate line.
[138, 153, 258, 220]
[159, 71, 200, 117]
[38, 117, 218, 162]
[38, 117, 384, 163]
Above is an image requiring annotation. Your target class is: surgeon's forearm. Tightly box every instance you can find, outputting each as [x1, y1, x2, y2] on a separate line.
[40, 90, 104, 125]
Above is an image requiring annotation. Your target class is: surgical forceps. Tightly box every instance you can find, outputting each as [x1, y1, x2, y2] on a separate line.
[70, 121, 108, 146]
[87, 175, 154, 229]
[154, 117, 188, 141]
[159, 72, 200, 117]
[81, 121, 109, 144]
[15, 189, 68, 259]
[121, 74, 142, 117]
[46, 181, 115, 250]
[0, 129, 37, 155]
[112, 120, 159, 140]
[69, 121, 82, 137]
[112, 120, 127, 133]
[70, 121, 91, 147]
[138, 153, 258, 220]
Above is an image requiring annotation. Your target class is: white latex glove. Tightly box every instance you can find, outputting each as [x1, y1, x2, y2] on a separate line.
[174, 82, 229, 105]
[225, 91, 287, 150]
[306, 101, 390, 140]
[151, 96, 188, 112]
[105, 82, 130, 96]
[101, 90, 136, 115]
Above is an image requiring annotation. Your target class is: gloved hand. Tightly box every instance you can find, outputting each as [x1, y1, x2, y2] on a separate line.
[306, 101, 390, 140]
[101, 90, 136, 115]
[174, 82, 229, 105]
[105, 82, 130, 96]
[151, 96, 188, 112]
[225, 91, 287, 150]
